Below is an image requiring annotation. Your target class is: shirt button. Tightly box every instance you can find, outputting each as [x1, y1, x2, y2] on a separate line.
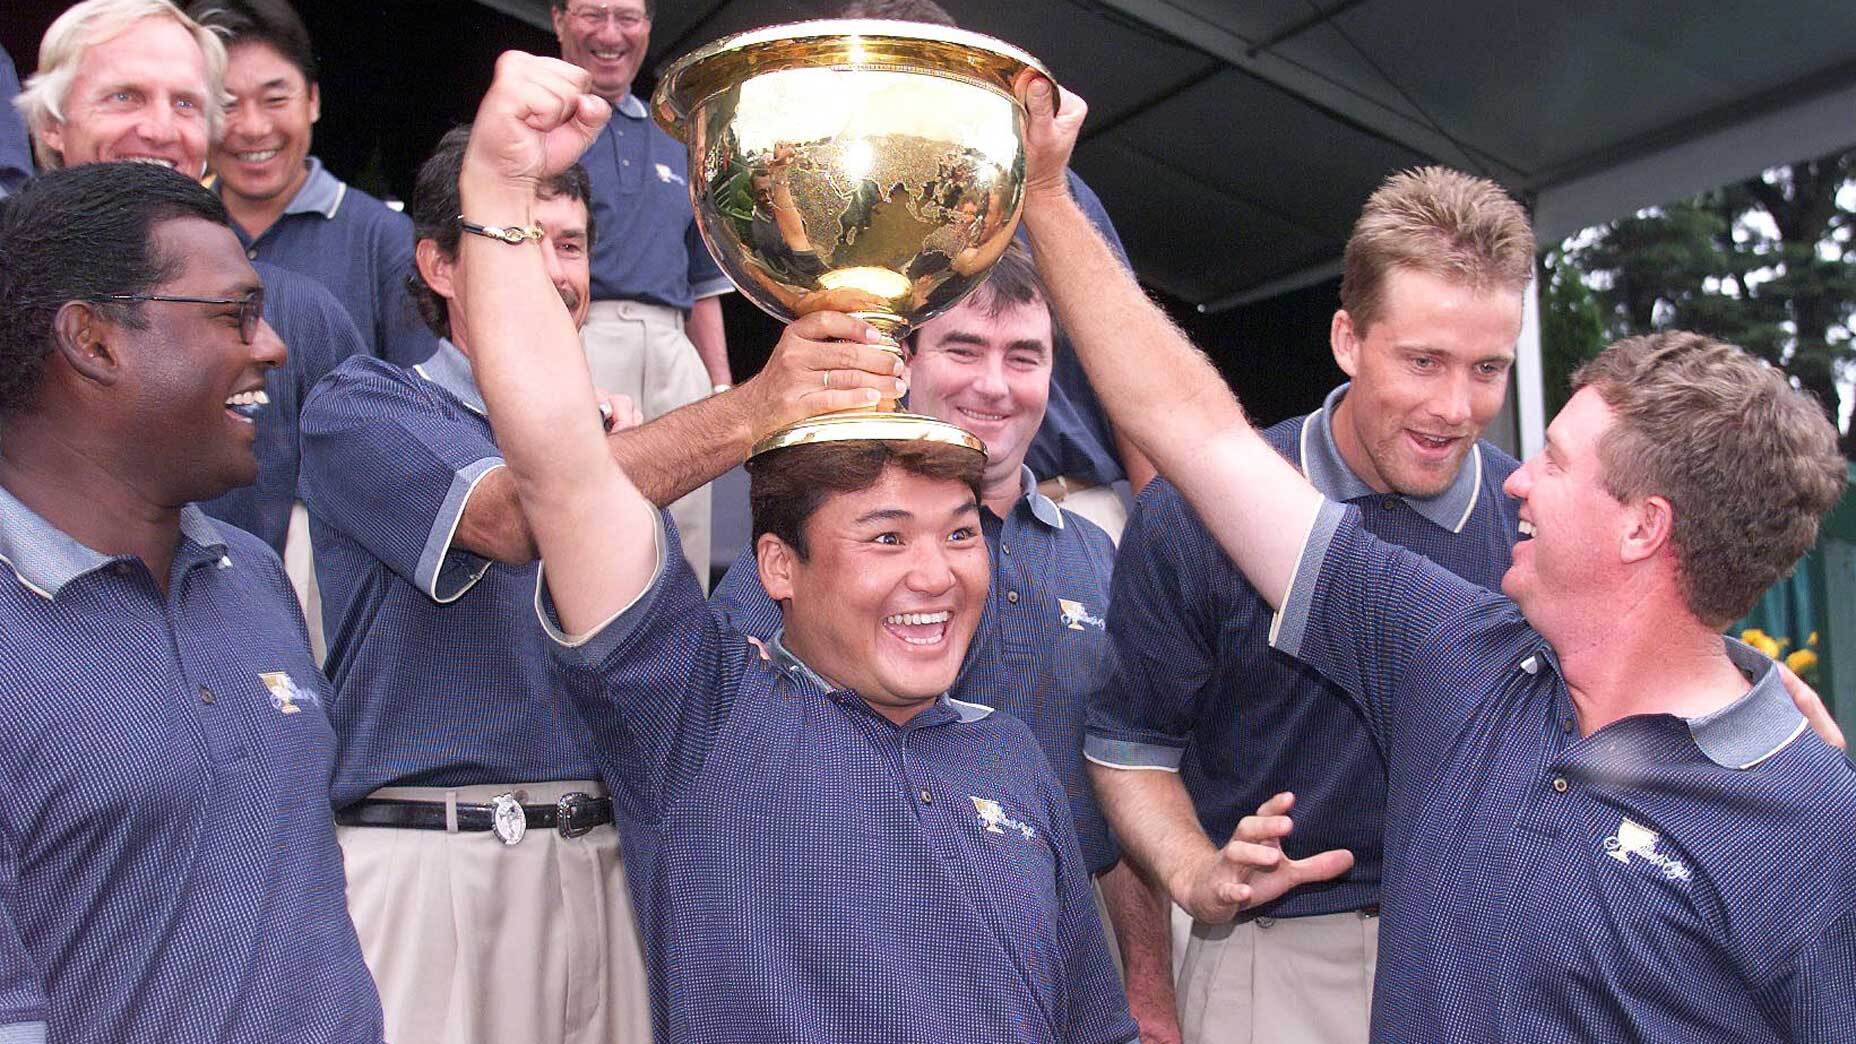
[1382, 497, 1400, 510]
[1001, 544, 1011, 556]
[246, 248, 258, 260]
[199, 685, 216, 705]
[1006, 591, 1019, 604]
[1551, 777, 1568, 793]
[1561, 717, 1575, 734]
[919, 789, 932, 805]
[621, 159, 630, 167]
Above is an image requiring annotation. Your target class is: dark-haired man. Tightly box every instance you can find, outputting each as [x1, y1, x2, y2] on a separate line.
[445, 50, 1346, 1043]
[0, 161, 382, 1044]
[1022, 76, 1856, 1044]
[188, 0, 436, 365]
[711, 243, 1172, 1019]
[301, 121, 905, 1044]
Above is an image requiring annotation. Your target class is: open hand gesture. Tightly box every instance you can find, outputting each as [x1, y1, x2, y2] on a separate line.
[1175, 792, 1354, 923]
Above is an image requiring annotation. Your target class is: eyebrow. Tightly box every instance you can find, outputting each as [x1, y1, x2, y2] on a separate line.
[936, 331, 1050, 358]
[852, 501, 980, 527]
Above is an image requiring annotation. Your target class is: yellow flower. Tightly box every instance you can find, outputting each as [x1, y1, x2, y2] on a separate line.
[1786, 648, 1819, 674]
[1741, 629, 1782, 659]
[1808, 631, 1820, 646]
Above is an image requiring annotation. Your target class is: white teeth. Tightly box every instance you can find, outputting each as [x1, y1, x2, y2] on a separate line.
[125, 157, 177, 169]
[236, 149, 279, 163]
[226, 390, 270, 408]
[958, 407, 1007, 422]
[884, 610, 951, 627]
[593, 50, 625, 60]
[1518, 520, 1536, 537]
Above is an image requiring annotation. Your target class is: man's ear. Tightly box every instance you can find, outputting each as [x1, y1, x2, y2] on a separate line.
[757, 532, 798, 604]
[1620, 494, 1674, 566]
[51, 300, 124, 388]
[1330, 309, 1361, 378]
[417, 239, 457, 302]
[307, 82, 322, 125]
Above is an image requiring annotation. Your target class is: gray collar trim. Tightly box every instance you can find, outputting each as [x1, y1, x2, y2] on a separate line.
[1020, 464, 1064, 530]
[615, 93, 648, 120]
[768, 629, 985, 720]
[0, 485, 225, 598]
[1688, 638, 1810, 769]
[1298, 382, 1482, 533]
[413, 339, 486, 415]
[282, 156, 346, 219]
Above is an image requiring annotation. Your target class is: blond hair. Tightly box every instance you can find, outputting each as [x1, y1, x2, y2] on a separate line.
[15, 0, 227, 170]
[1340, 166, 1535, 333]
[1573, 332, 1847, 627]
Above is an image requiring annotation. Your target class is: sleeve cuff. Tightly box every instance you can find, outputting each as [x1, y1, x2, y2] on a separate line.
[0, 1021, 46, 1044]
[1269, 498, 1346, 657]
[1083, 734, 1184, 771]
[534, 509, 671, 666]
[415, 457, 503, 603]
[690, 277, 736, 300]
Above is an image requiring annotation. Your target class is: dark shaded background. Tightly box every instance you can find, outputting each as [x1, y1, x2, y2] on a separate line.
[1, 0, 1342, 426]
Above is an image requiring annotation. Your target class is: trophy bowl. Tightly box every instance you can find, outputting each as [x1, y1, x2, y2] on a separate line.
[653, 19, 1050, 456]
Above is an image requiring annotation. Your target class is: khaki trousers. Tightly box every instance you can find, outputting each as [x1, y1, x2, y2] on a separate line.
[340, 782, 652, 1044]
[1178, 909, 1379, 1044]
[1048, 482, 1129, 544]
[581, 299, 712, 589]
[283, 502, 325, 665]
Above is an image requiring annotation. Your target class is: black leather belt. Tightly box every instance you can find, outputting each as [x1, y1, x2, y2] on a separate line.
[336, 792, 611, 845]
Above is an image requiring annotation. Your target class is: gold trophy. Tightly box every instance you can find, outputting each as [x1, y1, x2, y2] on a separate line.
[653, 19, 1049, 456]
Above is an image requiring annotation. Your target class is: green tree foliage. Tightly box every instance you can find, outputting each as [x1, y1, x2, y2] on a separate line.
[1539, 249, 1607, 421]
[1551, 147, 1856, 451]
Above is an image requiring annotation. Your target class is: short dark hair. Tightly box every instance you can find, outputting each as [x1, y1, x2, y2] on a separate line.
[908, 240, 1058, 352]
[551, 0, 658, 19]
[0, 164, 231, 416]
[405, 125, 596, 340]
[836, 0, 957, 24]
[747, 439, 984, 559]
[186, 0, 318, 84]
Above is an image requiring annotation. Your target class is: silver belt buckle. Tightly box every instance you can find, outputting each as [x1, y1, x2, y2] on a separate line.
[490, 792, 527, 846]
[557, 791, 594, 839]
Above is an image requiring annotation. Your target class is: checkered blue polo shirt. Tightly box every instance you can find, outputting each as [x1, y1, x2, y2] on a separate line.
[1276, 499, 1856, 1042]
[299, 344, 600, 806]
[712, 465, 1124, 873]
[1086, 385, 1518, 917]
[540, 521, 1139, 1044]
[0, 488, 382, 1043]
[197, 262, 367, 553]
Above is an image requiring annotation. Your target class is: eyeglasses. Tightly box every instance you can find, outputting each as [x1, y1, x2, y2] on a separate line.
[567, 4, 648, 30]
[88, 289, 266, 345]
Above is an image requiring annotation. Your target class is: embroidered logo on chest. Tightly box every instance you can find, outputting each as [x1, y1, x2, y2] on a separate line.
[1056, 598, 1105, 632]
[258, 671, 318, 716]
[1602, 817, 1690, 881]
[654, 163, 685, 186]
[970, 796, 1036, 840]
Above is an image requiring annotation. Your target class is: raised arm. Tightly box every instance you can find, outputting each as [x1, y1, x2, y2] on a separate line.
[1014, 78, 1320, 608]
[454, 53, 657, 634]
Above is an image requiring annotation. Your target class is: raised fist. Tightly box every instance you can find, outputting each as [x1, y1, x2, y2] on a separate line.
[464, 51, 611, 188]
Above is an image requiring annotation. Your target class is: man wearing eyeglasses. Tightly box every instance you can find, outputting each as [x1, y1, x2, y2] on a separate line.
[0, 159, 384, 1044]
[551, 0, 730, 589]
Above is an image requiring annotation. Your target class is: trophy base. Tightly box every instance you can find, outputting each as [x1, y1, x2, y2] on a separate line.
[750, 410, 985, 459]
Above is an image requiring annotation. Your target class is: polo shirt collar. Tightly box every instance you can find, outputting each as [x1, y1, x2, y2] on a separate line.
[767, 629, 994, 725]
[0, 484, 226, 599]
[413, 338, 486, 415]
[1299, 383, 1483, 533]
[281, 156, 346, 220]
[612, 93, 648, 120]
[1018, 464, 1065, 530]
[1687, 638, 1810, 769]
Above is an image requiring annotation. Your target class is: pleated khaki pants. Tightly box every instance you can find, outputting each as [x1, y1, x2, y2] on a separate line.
[339, 781, 653, 1044]
[1178, 909, 1379, 1044]
[580, 299, 713, 589]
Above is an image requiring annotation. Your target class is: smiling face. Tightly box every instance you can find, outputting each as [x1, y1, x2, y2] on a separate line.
[906, 294, 1052, 484]
[759, 466, 989, 724]
[534, 191, 592, 327]
[1329, 267, 1523, 498]
[1500, 387, 1632, 626]
[213, 42, 318, 211]
[551, 0, 652, 101]
[42, 16, 212, 175]
[106, 216, 285, 503]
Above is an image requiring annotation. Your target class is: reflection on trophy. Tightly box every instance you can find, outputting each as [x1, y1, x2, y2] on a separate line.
[653, 19, 1049, 456]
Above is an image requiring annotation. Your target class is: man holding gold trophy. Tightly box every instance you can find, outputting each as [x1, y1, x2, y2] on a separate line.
[447, 9, 1351, 1033]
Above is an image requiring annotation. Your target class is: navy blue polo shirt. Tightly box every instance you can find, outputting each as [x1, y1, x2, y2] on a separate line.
[713, 465, 1123, 873]
[579, 93, 731, 310]
[1276, 500, 1856, 1042]
[227, 156, 437, 365]
[299, 343, 600, 806]
[0, 488, 382, 1043]
[198, 261, 367, 553]
[1086, 384, 1518, 918]
[0, 48, 32, 194]
[1020, 171, 1131, 489]
[540, 521, 1138, 1044]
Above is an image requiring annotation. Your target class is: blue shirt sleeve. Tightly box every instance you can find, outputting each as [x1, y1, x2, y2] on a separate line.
[0, 835, 47, 1037]
[1085, 480, 1221, 769]
[1270, 499, 1492, 746]
[686, 215, 732, 300]
[708, 543, 782, 639]
[298, 360, 502, 601]
[1777, 906, 1856, 1042]
[0, 49, 32, 195]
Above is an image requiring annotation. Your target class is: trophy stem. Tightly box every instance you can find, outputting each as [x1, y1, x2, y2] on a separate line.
[848, 311, 912, 413]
